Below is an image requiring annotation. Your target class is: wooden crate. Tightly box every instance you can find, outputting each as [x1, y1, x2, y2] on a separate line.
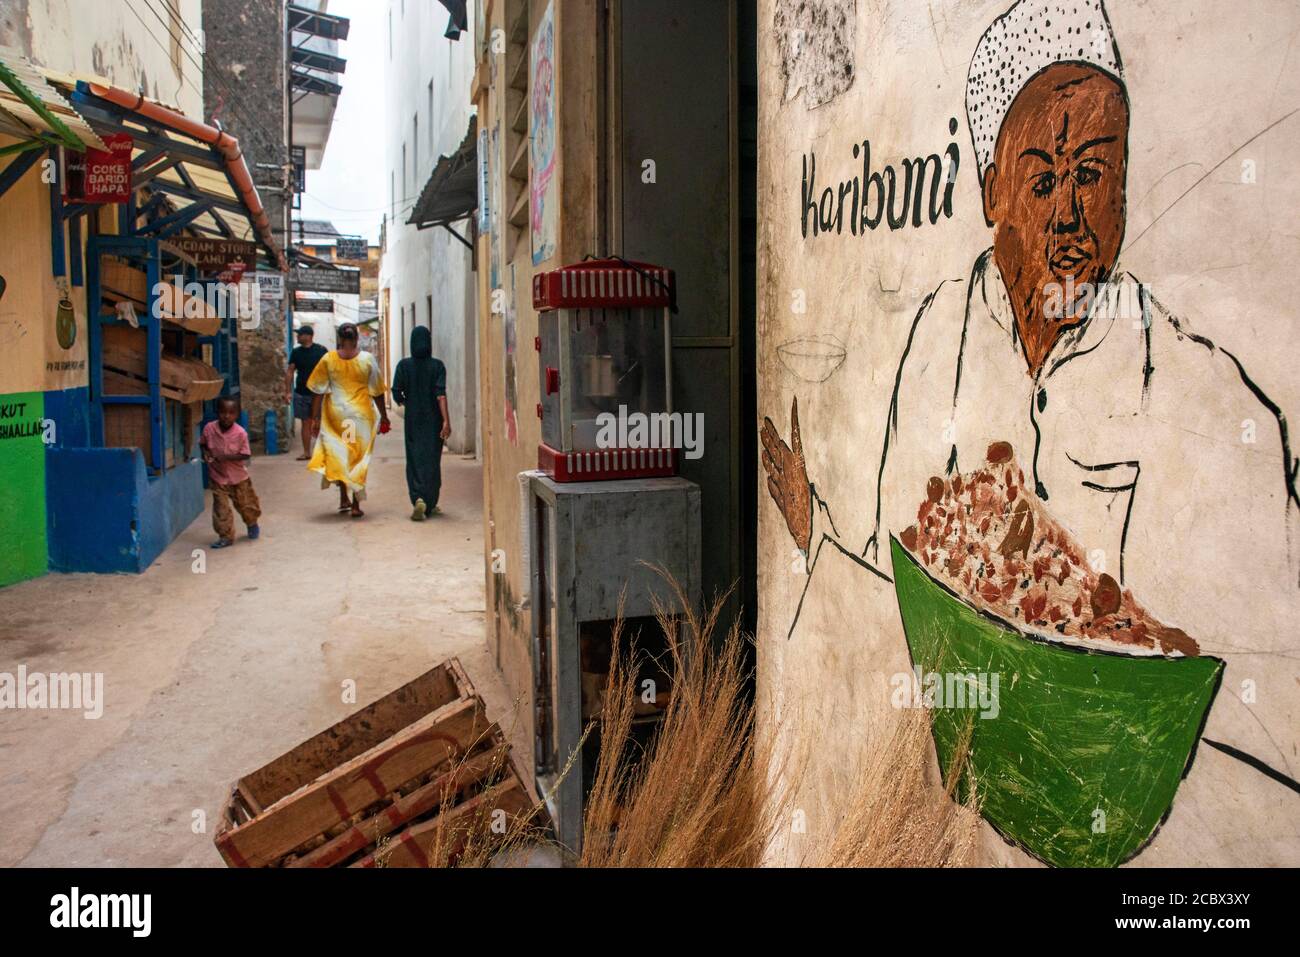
[215, 658, 543, 868]
[99, 257, 223, 335]
[102, 326, 224, 404]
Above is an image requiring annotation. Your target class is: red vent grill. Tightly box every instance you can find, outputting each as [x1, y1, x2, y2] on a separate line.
[532, 258, 674, 311]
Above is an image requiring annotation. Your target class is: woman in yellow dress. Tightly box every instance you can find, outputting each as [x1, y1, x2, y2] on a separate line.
[306, 322, 390, 517]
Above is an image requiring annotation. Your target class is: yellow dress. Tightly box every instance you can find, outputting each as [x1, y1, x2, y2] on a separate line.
[306, 350, 386, 498]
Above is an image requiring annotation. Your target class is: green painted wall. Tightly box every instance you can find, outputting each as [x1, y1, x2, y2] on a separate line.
[0, 391, 48, 587]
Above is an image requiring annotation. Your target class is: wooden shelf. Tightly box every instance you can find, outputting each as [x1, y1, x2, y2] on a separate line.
[508, 135, 529, 183]
[507, 45, 528, 93]
[508, 2, 528, 45]
[508, 187, 529, 228]
[511, 90, 528, 135]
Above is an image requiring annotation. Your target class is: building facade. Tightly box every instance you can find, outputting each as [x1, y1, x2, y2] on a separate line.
[379, 0, 478, 455]
[0, 0, 283, 587]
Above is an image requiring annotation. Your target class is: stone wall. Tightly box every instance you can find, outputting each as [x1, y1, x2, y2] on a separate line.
[202, 0, 291, 452]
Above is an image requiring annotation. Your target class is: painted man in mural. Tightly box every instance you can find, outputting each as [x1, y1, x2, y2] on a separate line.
[763, 0, 1299, 864]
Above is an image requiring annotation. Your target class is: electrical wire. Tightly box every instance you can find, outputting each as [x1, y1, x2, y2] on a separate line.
[134, 0, 284, 160]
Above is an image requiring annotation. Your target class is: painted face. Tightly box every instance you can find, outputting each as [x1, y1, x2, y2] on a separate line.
[984, 63, 1129, 373]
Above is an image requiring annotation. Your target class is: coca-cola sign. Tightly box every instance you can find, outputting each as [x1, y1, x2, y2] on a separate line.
[64, 133, 133, 204]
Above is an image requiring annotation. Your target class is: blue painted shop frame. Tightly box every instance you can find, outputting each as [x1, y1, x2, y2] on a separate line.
[39, 85, 256, 573]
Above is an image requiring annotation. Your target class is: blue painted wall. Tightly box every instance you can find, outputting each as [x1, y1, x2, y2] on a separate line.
[46, 448, 203, 574]
[42, 386, 92, 449]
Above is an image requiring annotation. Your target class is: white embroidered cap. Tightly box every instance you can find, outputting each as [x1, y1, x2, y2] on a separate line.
[966, 0, 1124, 177]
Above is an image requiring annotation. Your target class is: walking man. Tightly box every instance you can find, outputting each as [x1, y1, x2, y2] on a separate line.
[285, 324, 328, 460]
[392, 325, 452, 520]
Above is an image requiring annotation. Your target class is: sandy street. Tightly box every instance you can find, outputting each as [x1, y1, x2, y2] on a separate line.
[0, 414, 521, 867]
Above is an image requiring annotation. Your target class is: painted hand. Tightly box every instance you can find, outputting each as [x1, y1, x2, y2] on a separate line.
[761, 396, 813, 553]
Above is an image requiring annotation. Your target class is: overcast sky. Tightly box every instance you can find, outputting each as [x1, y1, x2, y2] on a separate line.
[297, 0, 386, 243]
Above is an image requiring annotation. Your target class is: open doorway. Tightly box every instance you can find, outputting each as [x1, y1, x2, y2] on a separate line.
[600, 0, 759, 640]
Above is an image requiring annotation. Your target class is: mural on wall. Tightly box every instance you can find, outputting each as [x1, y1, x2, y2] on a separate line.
[45, 275, 86, 390]
[528, 0, 557, 267]
[762, 0, 1300, 866]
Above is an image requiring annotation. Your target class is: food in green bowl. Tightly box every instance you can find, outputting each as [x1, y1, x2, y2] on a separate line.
[891, 442, 1223, 867]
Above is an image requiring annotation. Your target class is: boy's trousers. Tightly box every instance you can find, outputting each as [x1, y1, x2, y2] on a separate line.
[211, 478, 261, 540]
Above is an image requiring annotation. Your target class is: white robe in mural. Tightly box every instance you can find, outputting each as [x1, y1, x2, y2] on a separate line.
[802, 248, 1300, 806]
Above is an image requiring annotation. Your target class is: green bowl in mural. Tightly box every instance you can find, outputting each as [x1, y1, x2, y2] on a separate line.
[889, 536, 1223, 868]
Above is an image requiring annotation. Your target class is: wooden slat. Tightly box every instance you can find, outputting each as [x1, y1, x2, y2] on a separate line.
[215, 696, 492, 868]
[286, 746, 511, 868]
[350, 774, 533, 868]
[239, 661, 464, 808]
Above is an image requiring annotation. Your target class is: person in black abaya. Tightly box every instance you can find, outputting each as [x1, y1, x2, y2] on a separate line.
[391, 325, 451, 520]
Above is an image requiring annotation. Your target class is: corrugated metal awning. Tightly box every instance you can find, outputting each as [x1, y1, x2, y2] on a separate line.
[44, 74, 286, 271]
[408, 115, 477, 230]
[0, 46, 105, 154]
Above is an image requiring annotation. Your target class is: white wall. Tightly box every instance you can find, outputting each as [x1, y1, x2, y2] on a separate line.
[757, 0, 1300, 867]
[2, 0, 205, 120]
[378, 0, 478, 455]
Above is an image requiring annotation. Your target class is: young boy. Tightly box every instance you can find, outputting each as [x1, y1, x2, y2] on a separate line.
[200, 397, 261, 548]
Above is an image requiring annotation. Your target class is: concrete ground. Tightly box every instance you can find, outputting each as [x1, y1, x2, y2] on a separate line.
[0, 414, 527, 867]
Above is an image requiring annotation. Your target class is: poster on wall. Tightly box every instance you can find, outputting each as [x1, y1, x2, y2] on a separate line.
[43, 277, 87, 392]
[477, 126, 491, 234]
[489, 122, 502, 291]
[759, 0, 1300, 868]
[528, 0, 557, 266]
[503, 262, 518, 445]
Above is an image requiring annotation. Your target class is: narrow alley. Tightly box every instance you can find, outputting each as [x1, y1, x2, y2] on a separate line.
[0, 414, 516, 867]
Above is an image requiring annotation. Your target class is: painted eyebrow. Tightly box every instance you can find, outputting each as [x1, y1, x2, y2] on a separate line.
[1073, 135, 1117, 158]
[1020, 147, 1053, 164]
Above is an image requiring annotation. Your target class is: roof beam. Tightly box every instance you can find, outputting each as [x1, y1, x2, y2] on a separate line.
[288, 4, 350, 40]
[0, 146, 43, 200]
[138, 200, 213, 237]
[133, 154, 185, 189]
[69, 96, 226, 171]
[147, 179, 249, 217]
[290, 69, 343, 97]
[291, 47, 347, 74]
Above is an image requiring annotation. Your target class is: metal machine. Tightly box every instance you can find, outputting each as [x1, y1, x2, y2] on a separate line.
[525, 256, 701, 855]
[532, 257, 677, 481]
[526, 473, 700, 855]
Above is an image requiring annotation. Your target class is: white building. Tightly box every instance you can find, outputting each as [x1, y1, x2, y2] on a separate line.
[378, 0, 478, 455]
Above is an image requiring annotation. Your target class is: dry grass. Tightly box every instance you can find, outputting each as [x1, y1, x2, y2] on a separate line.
[806, 707, 979, 867]
[575, 575, 980, 868]
[579, 582, 778, 867]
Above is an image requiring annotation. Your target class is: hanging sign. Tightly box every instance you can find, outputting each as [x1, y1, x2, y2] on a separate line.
[63, 133, 133, 204]
[257, 271, 284, 300]
[291, 265, 360, 295]
[172, 237, 258, 279]
[335, 237, 367, 260]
